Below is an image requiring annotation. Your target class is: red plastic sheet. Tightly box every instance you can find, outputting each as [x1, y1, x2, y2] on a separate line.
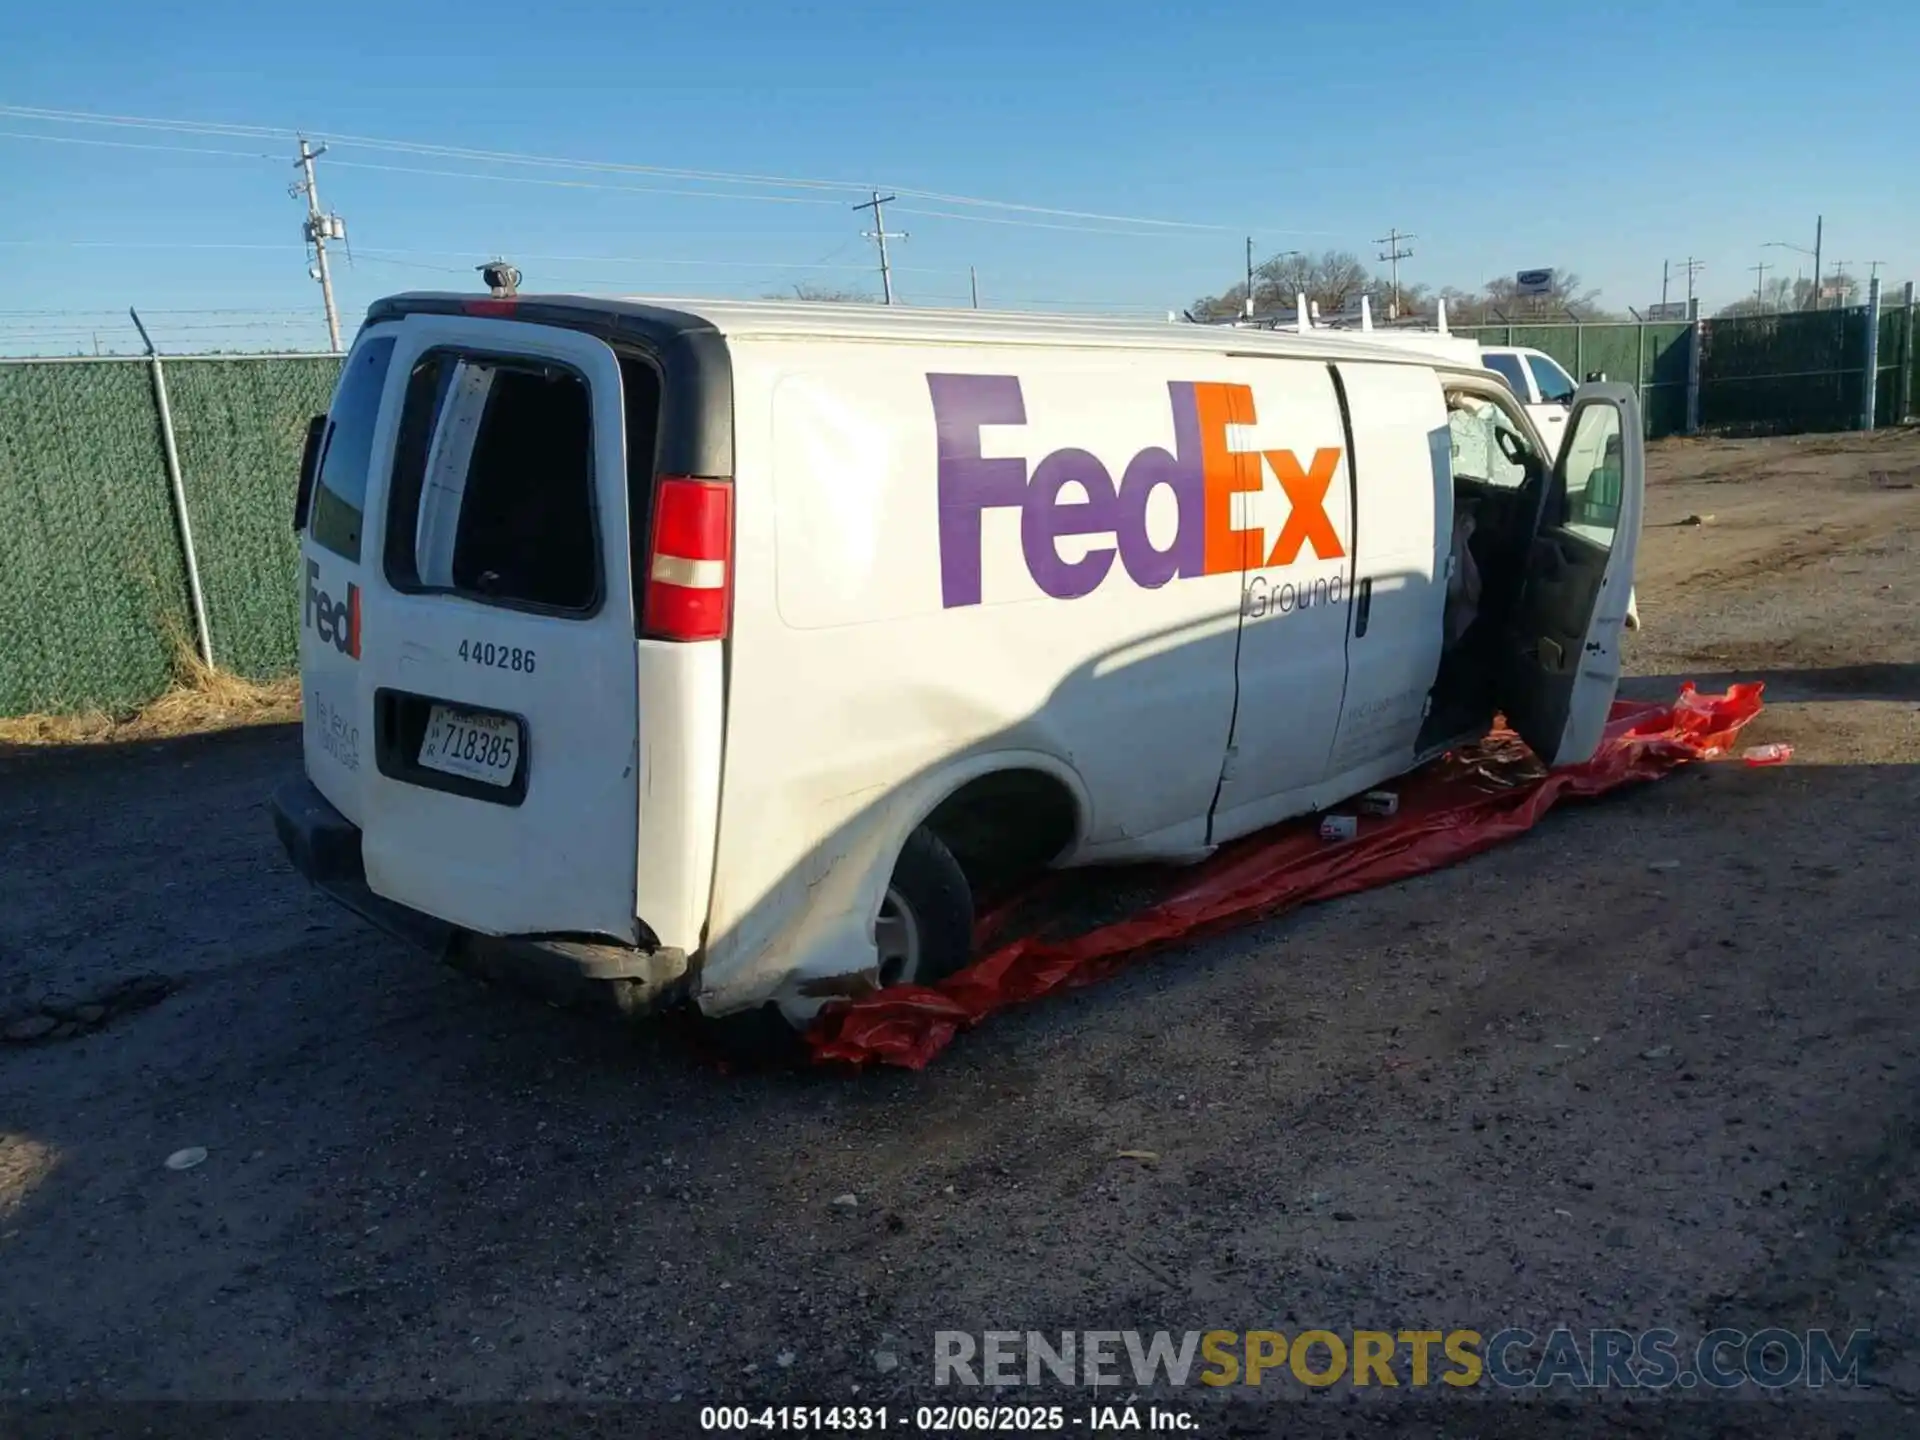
[807, 683, 1766, 1071]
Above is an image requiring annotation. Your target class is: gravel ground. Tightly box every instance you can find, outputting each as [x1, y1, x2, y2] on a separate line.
[3, 427, 1919, 1437]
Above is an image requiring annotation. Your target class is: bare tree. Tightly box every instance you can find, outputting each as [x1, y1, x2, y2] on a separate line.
[1192, 248, 1385, 319]
[1717, 275, 1808, 318]
[777, 282, 874, 303]
[1438, 272, 1614, 324]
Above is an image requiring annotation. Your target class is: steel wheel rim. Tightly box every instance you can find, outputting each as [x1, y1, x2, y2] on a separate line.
[875, 888, 923, 988]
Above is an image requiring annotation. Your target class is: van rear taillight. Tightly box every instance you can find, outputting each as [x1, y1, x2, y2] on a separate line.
[642, 477, 733, 642]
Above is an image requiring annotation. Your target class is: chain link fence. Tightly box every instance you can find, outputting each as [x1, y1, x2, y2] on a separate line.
[0, 354, 341, 716]
[166, 358, 344, 680]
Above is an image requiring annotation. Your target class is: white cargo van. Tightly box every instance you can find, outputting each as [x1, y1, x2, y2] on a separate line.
[272, 295, 1642, 1029]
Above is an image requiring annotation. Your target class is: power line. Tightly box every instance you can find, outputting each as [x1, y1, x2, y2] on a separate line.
[0, 128, 279, 161]
[321, 157, 849, 209]
[0, 238, 948, 274]
[0, 124, 1244, 237]
[0, 102, 1340, 237]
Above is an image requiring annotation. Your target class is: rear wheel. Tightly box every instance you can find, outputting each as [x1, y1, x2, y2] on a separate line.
[700, 825, 976, 1059]
[875, 826, 973, 988]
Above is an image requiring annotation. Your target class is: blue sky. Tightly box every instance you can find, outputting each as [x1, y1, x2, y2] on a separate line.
[1, 0, 1913, 352]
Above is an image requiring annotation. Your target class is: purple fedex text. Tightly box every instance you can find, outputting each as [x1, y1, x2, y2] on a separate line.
[930, 373, 1206, 607]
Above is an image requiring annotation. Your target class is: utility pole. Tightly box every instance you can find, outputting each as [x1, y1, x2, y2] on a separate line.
[1375, 229, 1414, 319]
[1751, 259, 1771, 305]
[1245, 237, 1256, 317]
[1673, 256, 1704, 308]
[969, 265, 979, 309]
[1831, 261, 1853, 307]
[1864, 259, 1887, 285]
[291, 136, 344, 353]
[1661, 260, 1670, 311]
[1811, 214, 1823, 311]
[852, 191, 906, 306]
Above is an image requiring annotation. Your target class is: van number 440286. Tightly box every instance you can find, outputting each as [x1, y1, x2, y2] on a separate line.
[458, 640, 536, 673]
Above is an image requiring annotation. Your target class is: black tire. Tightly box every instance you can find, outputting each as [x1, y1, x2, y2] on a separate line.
[696, 826, 974, 1063]
[884, 824, 974, 986]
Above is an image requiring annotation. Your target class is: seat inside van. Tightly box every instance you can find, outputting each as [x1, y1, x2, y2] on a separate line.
[1419, 390, 1550, 751]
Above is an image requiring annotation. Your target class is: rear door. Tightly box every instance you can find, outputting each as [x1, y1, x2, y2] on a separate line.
[356, 314, 644, 942]
[1499, 383, 1644, 767]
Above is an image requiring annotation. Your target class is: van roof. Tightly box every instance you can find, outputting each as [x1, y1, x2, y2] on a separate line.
[365, 291, 1487, 370]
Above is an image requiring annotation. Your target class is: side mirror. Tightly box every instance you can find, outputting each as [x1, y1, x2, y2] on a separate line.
[294, 414, 328, 533]
[1585, 371, 1607, 384]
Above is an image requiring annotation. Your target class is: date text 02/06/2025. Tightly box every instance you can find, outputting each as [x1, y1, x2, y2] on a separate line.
[698, 1403, 1199, 1432]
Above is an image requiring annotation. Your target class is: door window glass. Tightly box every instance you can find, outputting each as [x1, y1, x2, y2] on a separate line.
[1526, 354, 1577, 404]
[1447, 394, 1534, 489]
[1481, 352, 1529, 398]
[385, 351, 600, 613]
[1560, 402, 1624, 544]
[309, 336, 396, 562]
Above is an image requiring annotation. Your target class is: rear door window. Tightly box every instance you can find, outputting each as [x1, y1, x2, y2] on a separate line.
[309, 336, 397, 563]
[1480, 352, 1530, 399]
[385, 351, 601, 614]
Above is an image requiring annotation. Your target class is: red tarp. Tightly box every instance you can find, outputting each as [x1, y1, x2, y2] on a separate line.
[807, 683, 1767, 1071]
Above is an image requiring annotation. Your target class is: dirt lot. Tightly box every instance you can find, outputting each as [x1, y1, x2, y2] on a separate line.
[3, 428, 1919, 1435]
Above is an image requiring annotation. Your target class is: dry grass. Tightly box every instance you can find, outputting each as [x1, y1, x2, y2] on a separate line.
[0, 632, 300, 749]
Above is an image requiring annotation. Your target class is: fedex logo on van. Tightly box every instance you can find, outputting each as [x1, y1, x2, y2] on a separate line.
[304, 557, 361, 659]
[929, 374, 1345, 608]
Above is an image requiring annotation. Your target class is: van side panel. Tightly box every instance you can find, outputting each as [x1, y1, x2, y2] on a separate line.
[699, 337, 1378, 1016]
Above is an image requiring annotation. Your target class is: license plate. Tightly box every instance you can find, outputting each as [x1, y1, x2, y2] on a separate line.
[418, 705, 521, 787]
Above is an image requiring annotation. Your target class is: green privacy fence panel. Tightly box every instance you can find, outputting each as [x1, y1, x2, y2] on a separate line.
[0, 362, 193, 716]
[1876, 301, 1917, 424]
[167, 357, 343, 680]
[1696, 309, 1868, 435]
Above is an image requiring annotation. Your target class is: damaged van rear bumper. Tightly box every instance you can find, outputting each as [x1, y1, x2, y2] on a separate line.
[269, 776, 690, 1016]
